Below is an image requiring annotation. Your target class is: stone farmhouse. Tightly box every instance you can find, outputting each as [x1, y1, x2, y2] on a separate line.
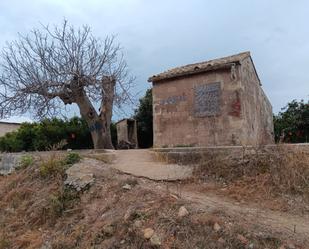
[148, 52, 274, 147]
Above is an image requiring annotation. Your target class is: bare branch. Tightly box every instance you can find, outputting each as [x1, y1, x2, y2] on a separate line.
[0, 20, 134, 121]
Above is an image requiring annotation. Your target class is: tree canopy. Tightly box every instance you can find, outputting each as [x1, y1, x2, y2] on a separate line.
[134, 89, 153, 148]
[274, 99, 309, 143]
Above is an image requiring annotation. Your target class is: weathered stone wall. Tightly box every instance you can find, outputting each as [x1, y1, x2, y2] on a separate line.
[153, 67, 246, 147]
[152, 60, 274, 148]
[0, 149, 114, 175]
[116, 119, 138, 147]
[240, 57, 274, 145]
[116, 120, 129, 142]
[0, 122, 21, 137]
[152, 144, 309, 165]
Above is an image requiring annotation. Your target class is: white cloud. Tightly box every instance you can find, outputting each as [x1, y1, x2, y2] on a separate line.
[0, 0, 308, 123]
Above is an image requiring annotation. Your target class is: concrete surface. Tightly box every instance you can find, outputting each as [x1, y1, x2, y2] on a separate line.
[110, 149, 193, 181]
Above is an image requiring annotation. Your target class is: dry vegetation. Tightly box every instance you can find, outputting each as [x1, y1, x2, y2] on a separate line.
[193, 146, 309, 213]
[0, 152, 301, 248]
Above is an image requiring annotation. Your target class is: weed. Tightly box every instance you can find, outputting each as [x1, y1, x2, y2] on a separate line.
[47, 139, 68, 151]
[47, 187, 80, 218]
[64, 152, 81, 165]
[17, 155, 34, 169]
[39, 155, 67, 178]
[0, 237, 10, 249]
[123, 178, 139, 187]
[6, 188, 33, 208]
[39, 152, 81, 178]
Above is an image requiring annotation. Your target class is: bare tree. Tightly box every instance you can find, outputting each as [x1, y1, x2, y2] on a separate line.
[0, 20, 134, 149]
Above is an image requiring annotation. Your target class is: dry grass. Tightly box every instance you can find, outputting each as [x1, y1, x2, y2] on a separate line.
[39, 152, 80, 179]
[0, 154, 304, 248]
[193, 145, 309, 211]
[14, 230, 43, 249]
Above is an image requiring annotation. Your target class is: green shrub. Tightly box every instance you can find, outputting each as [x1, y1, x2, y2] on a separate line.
[0, 117, 119, 152]
[0, 131, 24, 152]
[17, 155, 34, 169]
[64, 152, 81, 165]
[0, 117, 95, 152]
[39, 156, 67, 178]
[39, 153, 80, 178]
[274, 99, 309, 143]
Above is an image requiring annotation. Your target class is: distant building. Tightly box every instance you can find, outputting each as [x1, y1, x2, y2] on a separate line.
[148, 52, 274, 147]
[0, 122, 21, 137]
[116, 119, 138, 148]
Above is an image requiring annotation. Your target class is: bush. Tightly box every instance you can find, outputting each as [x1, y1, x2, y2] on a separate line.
[0, 117, 118, 152]
[0, 131, 23, 152]
[64, 152, 81, 165]
[274, 99, 309, 143]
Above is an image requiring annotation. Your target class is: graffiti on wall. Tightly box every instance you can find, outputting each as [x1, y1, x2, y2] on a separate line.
[89, 121, 103, 132]
[159, 93, 187, 106]
[194, 82, 221, 117]
[154, 93, 187, 113]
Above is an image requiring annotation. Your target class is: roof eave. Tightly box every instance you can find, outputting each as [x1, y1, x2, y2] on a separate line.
[0, 121, 22, 125]
[148, 62, 240, 83]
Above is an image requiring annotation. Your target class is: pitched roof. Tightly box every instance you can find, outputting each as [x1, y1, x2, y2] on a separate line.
[148, 51, 251, 83]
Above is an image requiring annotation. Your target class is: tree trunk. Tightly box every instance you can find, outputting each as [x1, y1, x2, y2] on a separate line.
[99, 76, 116, 149]
[88, 117, 113, 149]
[75, 89, 114, 150]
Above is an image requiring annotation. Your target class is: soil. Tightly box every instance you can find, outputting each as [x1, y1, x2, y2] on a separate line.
[0, 150, 308, 248]
[109, 149, 309, 245]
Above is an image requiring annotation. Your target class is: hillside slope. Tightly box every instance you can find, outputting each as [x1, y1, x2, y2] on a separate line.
[0, 155, 307, 249]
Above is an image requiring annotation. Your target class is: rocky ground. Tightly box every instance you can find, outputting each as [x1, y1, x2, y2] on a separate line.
[0, 151, 308, 249]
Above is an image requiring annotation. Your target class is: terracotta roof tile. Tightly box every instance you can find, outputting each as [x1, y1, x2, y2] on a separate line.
[148, 51, 250, 83]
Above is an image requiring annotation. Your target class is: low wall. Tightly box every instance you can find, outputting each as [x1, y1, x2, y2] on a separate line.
[0, 149, 114, 175]
[152, 144, 309, 165]
[0, 149, 108, 157]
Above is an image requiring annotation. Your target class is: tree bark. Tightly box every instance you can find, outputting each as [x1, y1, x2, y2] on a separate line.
[75, 89, 114, 149]
[99, 76, 116, 149]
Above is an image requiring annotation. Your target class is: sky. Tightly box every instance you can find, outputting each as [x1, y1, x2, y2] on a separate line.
[0, 0, 308, 123]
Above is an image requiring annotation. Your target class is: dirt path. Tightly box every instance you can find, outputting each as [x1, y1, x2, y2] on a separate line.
[176, 189, 309, 244]
[110, 149, 193, 181]
[106, 149, 309, 245]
